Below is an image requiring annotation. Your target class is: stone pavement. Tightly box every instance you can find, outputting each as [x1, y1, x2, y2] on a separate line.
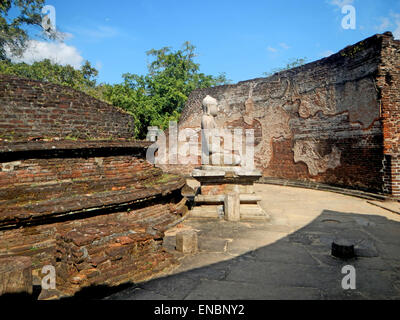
[105, 184, 400, 300]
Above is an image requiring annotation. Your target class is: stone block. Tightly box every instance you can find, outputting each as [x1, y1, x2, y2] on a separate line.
[176, 231, 198, 254]
[190, 205, 222, 219]
[0, 256, 32, 296]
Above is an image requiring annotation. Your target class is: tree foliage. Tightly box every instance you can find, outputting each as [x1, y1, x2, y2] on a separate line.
[0, 58, 102, 98]
[0, 39, 228, 140]
[0, 0, 46, 60]
[103, 42, 229, 139]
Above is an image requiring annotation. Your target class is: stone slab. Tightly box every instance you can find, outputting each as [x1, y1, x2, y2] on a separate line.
[190, 206, 221, 219]
[226, 260, 340, 289]
[252, 242, 319, 266]
[137, 275, 201, 300]
[184, 279, 322, 300]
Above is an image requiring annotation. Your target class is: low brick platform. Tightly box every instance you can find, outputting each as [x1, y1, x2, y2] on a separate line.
[56, 221, 178, 295]
[0, 140, 188, 298]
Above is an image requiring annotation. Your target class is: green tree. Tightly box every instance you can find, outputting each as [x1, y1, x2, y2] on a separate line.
[0, 0, 47, 60]
[0, 58, 101, 98]
[264, 57, 308, 76]
[103, 42, 229, 139]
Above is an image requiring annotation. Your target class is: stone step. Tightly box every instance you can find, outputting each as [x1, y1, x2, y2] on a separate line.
[240, 195, 262, 202]
[194, 194, 261, 204]
[190, 206, 222, 219]
[190, 203, 269, 221]
[240, 204, 270, 221]
[195, 195, 225, 203]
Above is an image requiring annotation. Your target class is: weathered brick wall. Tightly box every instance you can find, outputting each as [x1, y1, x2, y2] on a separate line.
[172, 32, 399, 196]
[0, 140, 187, 296]
[0, 193, 186, 295]
[377, 35, 400, 196]
[0, 75, 134, 141]
[0, 75, 188, 297]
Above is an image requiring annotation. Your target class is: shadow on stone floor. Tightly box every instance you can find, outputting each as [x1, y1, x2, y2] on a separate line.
[25, 210, 400, 300]
[0, 285, 42, 301]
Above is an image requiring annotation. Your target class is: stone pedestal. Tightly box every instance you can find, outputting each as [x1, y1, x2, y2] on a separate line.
[176, 231, 198, 254]
[225, 193, 241, 221]
[191, 166, 270, 221]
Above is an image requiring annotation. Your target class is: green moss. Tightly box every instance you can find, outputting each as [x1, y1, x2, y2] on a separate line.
[144, 174, 176, 187]
[87, 136, 114, 141]
[340, 41, 365, 58]
[0, 131, 16, 140]
[64, 135, 79, 141]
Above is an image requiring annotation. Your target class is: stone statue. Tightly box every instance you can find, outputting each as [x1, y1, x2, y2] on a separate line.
[201, 95, 218, 131]
[201, 95, 241, 166]
[192, 96, 268, 222]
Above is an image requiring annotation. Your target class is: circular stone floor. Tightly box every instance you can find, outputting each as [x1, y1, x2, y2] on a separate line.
[105, 184, 400, 300]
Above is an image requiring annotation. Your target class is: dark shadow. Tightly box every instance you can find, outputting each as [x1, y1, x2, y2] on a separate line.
[50, 209, 400, 300]
[0, 146, 147, 163]
[2, 209, 399, 300]
[59, 283, 134, 301]
[0, 285, 41, 301]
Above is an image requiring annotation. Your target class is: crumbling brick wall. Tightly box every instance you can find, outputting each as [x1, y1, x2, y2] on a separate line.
[0, 75, 135, 141]
[0, 141, 186, 296]
[0, 73, 187, 296]
[376, 35, 400, 196]
[173, 32, 399, 197]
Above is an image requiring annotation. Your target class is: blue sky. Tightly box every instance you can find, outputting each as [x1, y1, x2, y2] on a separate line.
[16, 0, 400, 84]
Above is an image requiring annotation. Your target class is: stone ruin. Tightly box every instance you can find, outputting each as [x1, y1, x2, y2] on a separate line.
[0, 31, 399, 299]
[0, 76, 187, 298]
[191, 95, 269, 221]
[160, 32, 400, 200]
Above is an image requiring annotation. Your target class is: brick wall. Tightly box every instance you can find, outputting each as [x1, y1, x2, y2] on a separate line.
[0, 140, 187, 296]
[0, 75, 188, 297]
[0, 192, 186, 295]
[172, 32, 400, 197]
[0, 75, 135, 141]
[377, 35, 400, 196]
[0, 141, 186, 226]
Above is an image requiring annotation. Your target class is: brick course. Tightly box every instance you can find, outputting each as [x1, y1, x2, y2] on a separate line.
[0, 75, 135, 141]
[0, 140, 187, 296]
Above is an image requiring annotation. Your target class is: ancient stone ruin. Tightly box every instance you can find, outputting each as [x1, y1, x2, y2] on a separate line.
[0, 31, 399, 300]
[0, 76, 187, 298]
[163, 32, 400, 199]
[191, 95, 269, 221]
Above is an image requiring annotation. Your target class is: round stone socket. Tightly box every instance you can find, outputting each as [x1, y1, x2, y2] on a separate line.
[331, 240, 355, 259]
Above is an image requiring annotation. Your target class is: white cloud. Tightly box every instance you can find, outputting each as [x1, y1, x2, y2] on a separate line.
[391, 12, 400, 39]
[391, 12, 400, 20]
[60, 32, 74, 41]
[328, 0, 354, 9]
[371, 12, 400, 39]
[394, 21, 400, 39]
[267, 46, 277, 53]
[95, 60, 103, 70]
[279, 42, 290, 50]
[69, 25, 121, 40]
[320, 50, 335, 57]
[6, 40, 84, 69]
[376, 17, 391, 31]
